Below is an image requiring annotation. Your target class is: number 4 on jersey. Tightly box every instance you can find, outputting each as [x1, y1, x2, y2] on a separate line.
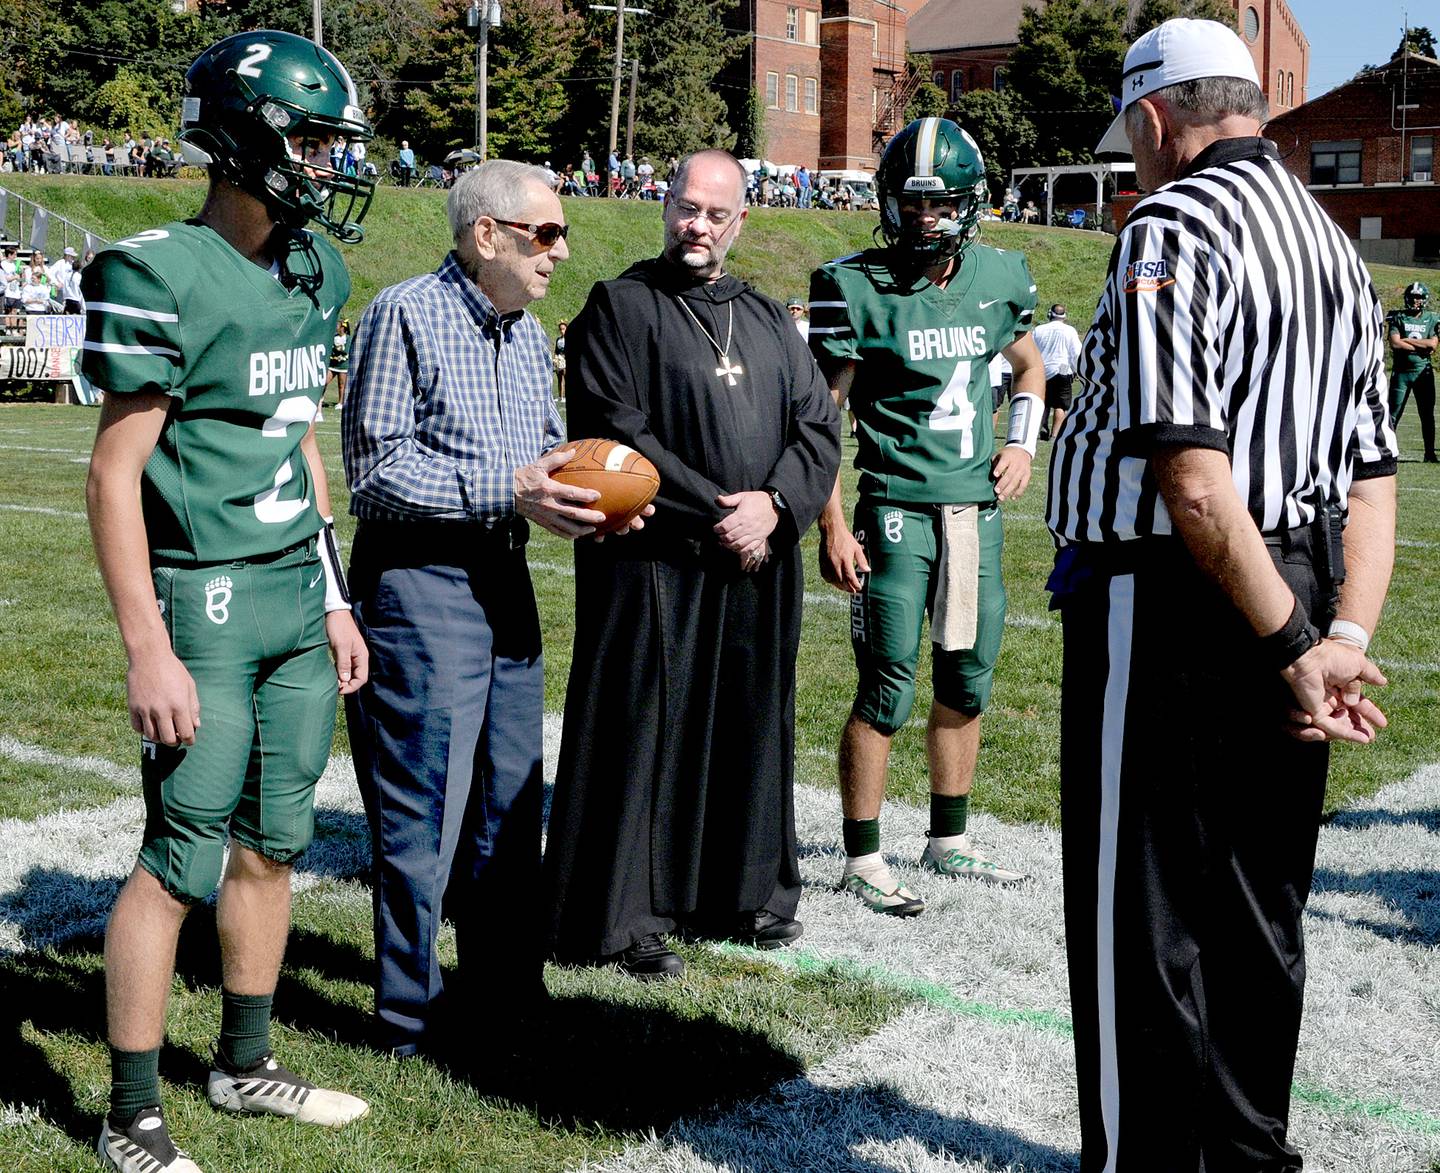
[927, 358, 975, 457]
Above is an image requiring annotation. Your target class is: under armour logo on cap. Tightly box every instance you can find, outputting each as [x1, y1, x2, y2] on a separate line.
[1096, 19, 1261, 156]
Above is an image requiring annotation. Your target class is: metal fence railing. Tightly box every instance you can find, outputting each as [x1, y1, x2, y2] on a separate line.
[0, 186, 111, 258]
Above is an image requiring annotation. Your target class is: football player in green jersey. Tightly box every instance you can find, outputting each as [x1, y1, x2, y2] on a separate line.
[1387, 281, 1438, 462]
[84, 31, 373, 1173]
[810, 118, 1047, 917]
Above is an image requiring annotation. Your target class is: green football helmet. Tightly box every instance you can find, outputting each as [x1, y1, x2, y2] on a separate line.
[179, 31, 374, 243]
[876, 117, 988, 267]
[1404, 282, 1429, 312]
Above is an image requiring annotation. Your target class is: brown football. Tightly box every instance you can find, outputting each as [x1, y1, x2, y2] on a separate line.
[552, 438, 661, 534]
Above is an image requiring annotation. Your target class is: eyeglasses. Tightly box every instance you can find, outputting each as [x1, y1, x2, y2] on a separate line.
[669, 199, 735, 227]
[492, 219, 569, 247]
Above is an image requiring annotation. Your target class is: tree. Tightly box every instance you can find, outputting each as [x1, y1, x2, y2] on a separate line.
[627, 0, 745, 160]
[90, 68, 172, 139]
[1007, 0, 1129, 165]
[1394, 26, 1437, 60]
[485, 0, 579, 160]
[1128, 0, 1235, 37]
[906, 80, 948, 123]
[735, 86, 767, 160]
[949, 88, 1038, 201]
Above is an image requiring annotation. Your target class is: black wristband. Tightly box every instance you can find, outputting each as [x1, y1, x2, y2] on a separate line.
[1259, 596, 1320, 671]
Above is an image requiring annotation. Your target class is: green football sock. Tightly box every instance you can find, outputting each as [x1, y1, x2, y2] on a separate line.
[842, 817, 881, 858]
[930, 792, 970, 838]
[109, 1046, 161, 1124]
[218, 990, 273, 1071]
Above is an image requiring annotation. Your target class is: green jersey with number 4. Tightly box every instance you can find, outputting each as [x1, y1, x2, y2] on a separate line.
[81, 220, 348, 564]
[809, 244, 1036, 504]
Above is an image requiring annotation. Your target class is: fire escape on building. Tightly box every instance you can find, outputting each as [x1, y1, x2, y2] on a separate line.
[871, 0, 920, 149]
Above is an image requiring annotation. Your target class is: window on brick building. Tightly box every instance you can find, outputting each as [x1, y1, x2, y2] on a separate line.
[766, 72, 779, 108]
[993, 66, 1006, 91]
[786, 6, 797, 40]
[933, 71, 944, 88]
[804, 77, 818, 115]
[1276, 70, 1284, 105]
[805, 10, 817, 42]
[1287, 72, 1294, 105]
[1310, 140, 1360, 185]
[951, 71, 965, 103]
[1410, 136, 1434, 182]
[786, 73, 798, 112]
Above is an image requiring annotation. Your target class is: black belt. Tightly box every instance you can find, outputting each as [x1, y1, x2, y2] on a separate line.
[353, 515, 530, 556]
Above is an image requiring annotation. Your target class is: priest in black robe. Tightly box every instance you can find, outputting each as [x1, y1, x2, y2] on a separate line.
[544, 150, 841, 979]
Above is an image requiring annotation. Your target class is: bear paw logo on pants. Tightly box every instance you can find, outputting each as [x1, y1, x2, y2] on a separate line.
[205, 575, 233, 625]
[883, 510, 905, 543]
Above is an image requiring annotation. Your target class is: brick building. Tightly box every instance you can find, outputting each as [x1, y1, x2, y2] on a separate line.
[722, 0, 922, 171]
[909, 0, 1307, 115]
[1266, 52, 1440, 268]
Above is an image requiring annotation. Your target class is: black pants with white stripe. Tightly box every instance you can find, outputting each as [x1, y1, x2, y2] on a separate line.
[1059, 542, 1330, 1172]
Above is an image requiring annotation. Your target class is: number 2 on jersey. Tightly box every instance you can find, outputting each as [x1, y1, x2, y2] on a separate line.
[927, 359, 975, 457]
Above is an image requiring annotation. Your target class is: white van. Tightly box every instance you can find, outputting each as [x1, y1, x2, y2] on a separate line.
[817, 169, 878, 209]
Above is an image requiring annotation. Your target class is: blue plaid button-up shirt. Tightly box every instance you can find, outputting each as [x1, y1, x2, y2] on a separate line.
[342, 251, 562, 523]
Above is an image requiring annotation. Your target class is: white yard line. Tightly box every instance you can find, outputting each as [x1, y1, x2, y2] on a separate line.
[0, 503, 86, 520]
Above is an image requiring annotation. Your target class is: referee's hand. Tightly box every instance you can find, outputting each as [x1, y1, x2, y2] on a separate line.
[1281, 639, 1388, 744]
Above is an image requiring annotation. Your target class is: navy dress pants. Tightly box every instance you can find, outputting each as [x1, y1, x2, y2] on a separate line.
[347, 520, 546, 1055]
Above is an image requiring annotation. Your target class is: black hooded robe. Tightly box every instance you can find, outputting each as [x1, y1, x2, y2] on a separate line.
[544, 259, 841, 960]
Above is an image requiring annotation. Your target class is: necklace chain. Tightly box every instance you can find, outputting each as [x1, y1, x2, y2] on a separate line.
[675, 296, 734, 361]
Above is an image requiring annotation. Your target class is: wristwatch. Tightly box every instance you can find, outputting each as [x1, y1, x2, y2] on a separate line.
[766, 487, 787, 514]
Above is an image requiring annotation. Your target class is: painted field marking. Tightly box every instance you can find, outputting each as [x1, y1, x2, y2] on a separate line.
[0, 503, 86, 520]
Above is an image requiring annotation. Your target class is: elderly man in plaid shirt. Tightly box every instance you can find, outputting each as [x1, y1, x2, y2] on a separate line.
[342, 159, 631, 1059]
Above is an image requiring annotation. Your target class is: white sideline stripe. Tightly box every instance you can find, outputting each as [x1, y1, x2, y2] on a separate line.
[530, 559, 575, 577]
[803, 591, 847, 608]
[0, 735, 138, 789]
[0, 444, 83, 455]
[86, 301, 179, 323]
[1395, 538, 1436, 549]
[1097, 574, 1134, 1173]
[0, 503, 85, 519]
[1398, 486, 1440, 495]
[1375, 656, 1440, 674]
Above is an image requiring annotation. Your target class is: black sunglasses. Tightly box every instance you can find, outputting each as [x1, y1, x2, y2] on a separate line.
[492, 219, 569, 247]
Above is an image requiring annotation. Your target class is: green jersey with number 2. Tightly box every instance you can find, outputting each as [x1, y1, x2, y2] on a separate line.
[81, 220, 348, 564]
[809, 244, 1036, 504]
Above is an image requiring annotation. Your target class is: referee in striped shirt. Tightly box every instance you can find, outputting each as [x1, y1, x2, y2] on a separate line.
[1046, 20, 1398, 1171]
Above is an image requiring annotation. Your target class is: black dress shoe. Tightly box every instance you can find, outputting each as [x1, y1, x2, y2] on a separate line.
[731, 910, 804, 950]
[1425, 452, 1438, 463]
[603, 933, 685, 980]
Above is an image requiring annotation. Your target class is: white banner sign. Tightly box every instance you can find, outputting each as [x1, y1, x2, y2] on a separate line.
[24, 315, 85, 349]
[0, 346, 77, 381]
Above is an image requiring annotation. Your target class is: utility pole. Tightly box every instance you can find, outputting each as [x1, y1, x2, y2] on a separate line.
[469, 1, 502, 157]
[625, 56, 639, 162]
[313, 0, 322, 46]
[591, 5, 648, 194]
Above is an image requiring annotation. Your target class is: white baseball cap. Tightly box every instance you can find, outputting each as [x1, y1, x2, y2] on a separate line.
[1096, 18, 1261, 155]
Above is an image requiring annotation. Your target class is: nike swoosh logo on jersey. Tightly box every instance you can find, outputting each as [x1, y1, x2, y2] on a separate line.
[978, 299, 1001, 309]
[308, 569, 324, 589]
[321, 306, 336, 321]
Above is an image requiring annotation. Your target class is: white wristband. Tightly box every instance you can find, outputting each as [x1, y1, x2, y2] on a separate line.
[1326, 619, 1370, 653]
[1005, 392, 1045, 457]
[317, 516, 350, 613]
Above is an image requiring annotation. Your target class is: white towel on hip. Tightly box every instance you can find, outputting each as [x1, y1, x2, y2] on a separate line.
[932, 503, 980, 652]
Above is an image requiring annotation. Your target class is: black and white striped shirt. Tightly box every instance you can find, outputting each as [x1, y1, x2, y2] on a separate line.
[1047, 138, 1396, 546]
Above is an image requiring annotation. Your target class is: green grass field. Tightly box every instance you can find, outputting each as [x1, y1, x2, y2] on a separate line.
[0, 177, 1437, 1171]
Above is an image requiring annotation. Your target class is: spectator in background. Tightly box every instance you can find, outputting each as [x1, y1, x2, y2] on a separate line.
[620, 153, 636, 195]
[128, 138, 145, 175]
[796, 165, 812, 208]
[553, 318, 567, 399]
[62, 251, 86, 315]
[397, 140, 415, 186]
[326, 318, 350, 409]
[1020, 199, 1038, 223]
[47, 246, 77, 289]
[21, 260, 55, 314]
[1031, 303, 1082, 439]
[607, 148, 619, 194]
[1, 247, 21, 330]
[637, 155, 655, 198]
[787, 296, 809, 340]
